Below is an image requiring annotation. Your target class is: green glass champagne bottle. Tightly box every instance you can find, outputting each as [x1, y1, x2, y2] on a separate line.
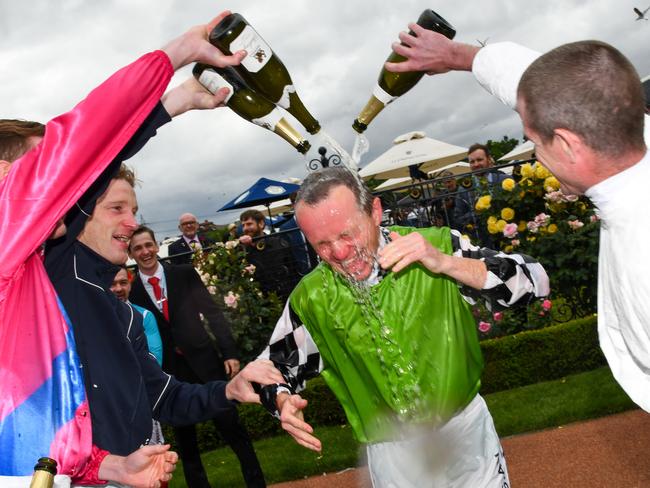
[193, 63, 311, 154]
[352, 9, 456, 134]
[208, 13, 321, 135]
[29, 457, 57, 488]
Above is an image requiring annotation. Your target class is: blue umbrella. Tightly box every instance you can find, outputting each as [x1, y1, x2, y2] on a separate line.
[219, 177, 300, 231]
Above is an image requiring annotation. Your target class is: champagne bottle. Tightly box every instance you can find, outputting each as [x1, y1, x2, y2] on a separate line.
[352, 10, 456, 134]
[208, 13, 321, 135]
[193, 63, 311, 154]
[30, 457, 57, 488]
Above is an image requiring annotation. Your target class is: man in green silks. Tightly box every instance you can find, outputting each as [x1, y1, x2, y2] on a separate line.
[257, 167, 549, 487]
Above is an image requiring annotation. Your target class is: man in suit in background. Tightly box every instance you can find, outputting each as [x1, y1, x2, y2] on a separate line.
[168, 212, 210, 265]
[238, 209, 297, 301]
[129, 226, 265, 488]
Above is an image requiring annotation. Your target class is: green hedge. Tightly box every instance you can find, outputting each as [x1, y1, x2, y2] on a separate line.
[479, 315, 605, 394]
[165, 315, 605, 452]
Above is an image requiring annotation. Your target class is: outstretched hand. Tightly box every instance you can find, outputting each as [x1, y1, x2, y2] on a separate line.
[162, 10, 247, 70]
[98, 444, 178, 488]
[225, 359, 285, 403]
[385, 23, 479, 75]
[279, 394, 321, 452]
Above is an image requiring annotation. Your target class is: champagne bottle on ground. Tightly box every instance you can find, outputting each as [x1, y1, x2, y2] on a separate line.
[30, 457, 57, 488]
[193, 63, 311, 154]
[352, 9, 456, 134]
[208, 13, 321, 135]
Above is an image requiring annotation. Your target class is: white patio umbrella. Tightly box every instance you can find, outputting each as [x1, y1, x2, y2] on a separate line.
[250, 198, 293, 216]
[358, 131, 468, 180]
[374, 177, 413, 191]
[499, 140, 535, 161]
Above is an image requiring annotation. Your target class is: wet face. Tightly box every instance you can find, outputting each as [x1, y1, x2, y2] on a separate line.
[518, 98, 585, 195]
[179, 213, 199, 239]
[296, 185, 382, 281]
[78, 178, 138, 265]
[468, 148, 492, 171]
[129, 231, 160, 276]
[110, 268, 131, 302]
[241, 218, 264, 238]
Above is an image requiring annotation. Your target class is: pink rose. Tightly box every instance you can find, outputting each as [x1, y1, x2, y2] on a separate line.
[478, 321, 492, 333]
[534, 213, 550, 226]
[244, 264, 256, 275]
[567, 219, 584, 230]
[492, 312, 503, 322]
[223, 291, 240, 309]
[542, 299, 552, 311]
[527, 221, 539, 233]
[503, 223, 518, 238]
[590, 214, 600, 223]
[511, 239, 520, 247]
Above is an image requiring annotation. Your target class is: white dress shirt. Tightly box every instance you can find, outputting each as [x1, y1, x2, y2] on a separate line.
[139, 264, 167, 315]
[472, 41, 650, 411]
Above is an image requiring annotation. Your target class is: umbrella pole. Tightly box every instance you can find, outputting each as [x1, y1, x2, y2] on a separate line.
[266, 203, 275, 233]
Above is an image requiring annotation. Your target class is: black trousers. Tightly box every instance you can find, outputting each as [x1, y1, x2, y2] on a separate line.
[172, 353, 265, 488]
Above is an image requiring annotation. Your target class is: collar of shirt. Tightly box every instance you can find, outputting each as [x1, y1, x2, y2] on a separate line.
[73, 241, 120, 291]
[585, 149, 650, 220]
[183, 235, 201, 248]
[139, 264, 167, 310]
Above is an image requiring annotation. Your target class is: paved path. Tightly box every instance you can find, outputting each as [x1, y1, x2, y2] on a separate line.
[269, 409, 650, 487]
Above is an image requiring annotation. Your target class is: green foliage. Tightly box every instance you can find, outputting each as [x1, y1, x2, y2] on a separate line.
[474, 161, 600, 325]
[194, 242, 284, 363]
[485, 135, 520, 161]
[480, 315, 605, 394]
[203, 227, 228, 244]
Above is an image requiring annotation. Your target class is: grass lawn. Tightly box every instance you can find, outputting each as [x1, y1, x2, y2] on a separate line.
[169, 366, 636, 487]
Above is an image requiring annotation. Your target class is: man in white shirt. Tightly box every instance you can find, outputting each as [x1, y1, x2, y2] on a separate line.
[385, 25, 650, 411]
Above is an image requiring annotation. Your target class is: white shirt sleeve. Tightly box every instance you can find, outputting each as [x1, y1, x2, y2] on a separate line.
[472, 42, 543, 110]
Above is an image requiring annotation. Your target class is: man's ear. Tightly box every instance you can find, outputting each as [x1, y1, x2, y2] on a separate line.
[372, 196, 383, 226]
[553, 128, 581, 164]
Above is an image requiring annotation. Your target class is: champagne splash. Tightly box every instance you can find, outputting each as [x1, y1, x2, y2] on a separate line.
[351, 133, 370, 167]
[304, 130, 357, 172]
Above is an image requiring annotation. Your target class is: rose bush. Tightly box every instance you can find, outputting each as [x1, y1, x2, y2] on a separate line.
[194, 241, 283, 363]
[467, 161, 599, 338]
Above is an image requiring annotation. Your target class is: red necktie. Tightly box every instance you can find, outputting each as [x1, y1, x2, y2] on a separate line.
[147, 276, 169, 322]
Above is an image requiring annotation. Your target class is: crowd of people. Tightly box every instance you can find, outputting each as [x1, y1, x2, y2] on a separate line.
[1, 8, 649, 488]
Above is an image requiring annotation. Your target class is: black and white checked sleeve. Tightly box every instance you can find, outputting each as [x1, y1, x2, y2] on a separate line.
[256, 301, 323, 418]
[449, 229, 550, 311]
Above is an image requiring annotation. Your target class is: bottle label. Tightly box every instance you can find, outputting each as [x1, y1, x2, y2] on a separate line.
[276, 84, 296, 109]
[231, 25, 272, 73]
[372, 83, 397, 105]
[252, 107, 283, 131]
[197, 70, 234, 104]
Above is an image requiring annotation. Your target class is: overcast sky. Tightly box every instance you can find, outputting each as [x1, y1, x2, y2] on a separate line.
[2, 0, 648, 239]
